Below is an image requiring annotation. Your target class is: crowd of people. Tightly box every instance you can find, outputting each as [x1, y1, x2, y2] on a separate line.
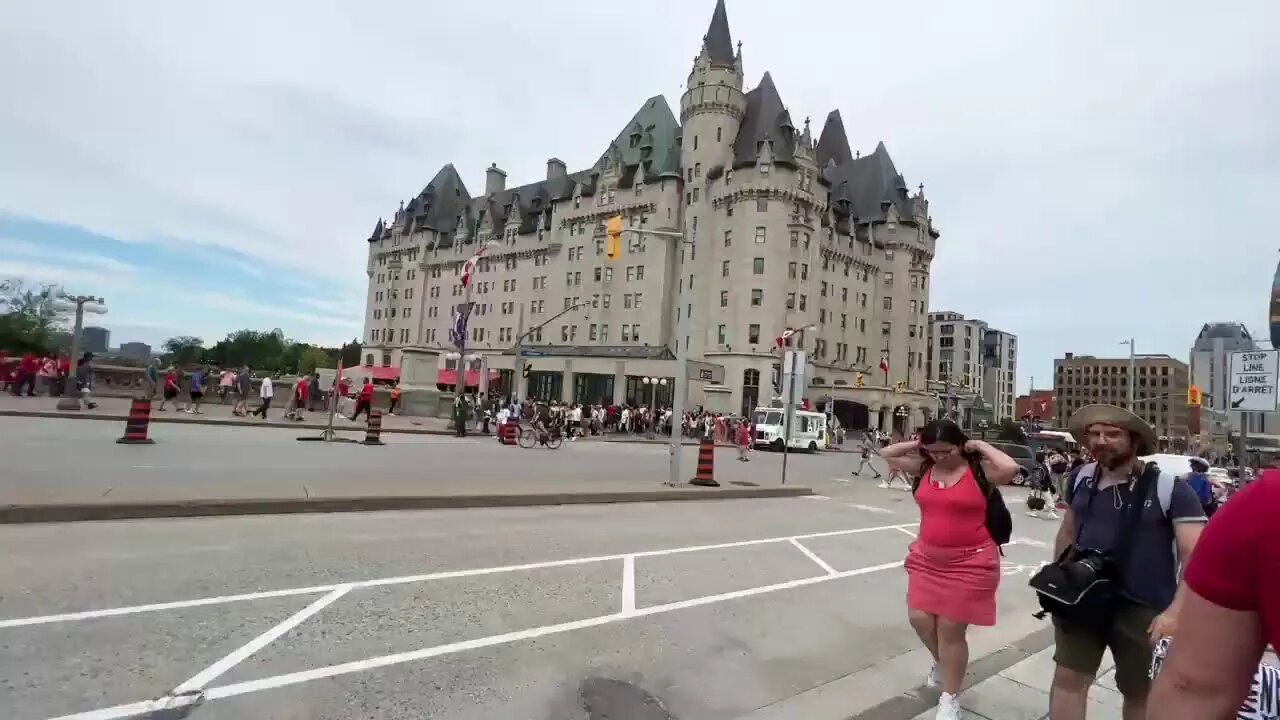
[2, 350, 99, 408]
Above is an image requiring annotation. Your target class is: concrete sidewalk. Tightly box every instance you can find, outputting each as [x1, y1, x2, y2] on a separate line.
[0, 394, 453, 435]
[900, 646, 1122, 720]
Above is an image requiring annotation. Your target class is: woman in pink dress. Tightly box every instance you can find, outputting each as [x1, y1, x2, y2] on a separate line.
[881, 419, 1019, 720]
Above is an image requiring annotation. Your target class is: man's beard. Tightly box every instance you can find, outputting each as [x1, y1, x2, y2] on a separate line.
[1099, 449, 1137, 470]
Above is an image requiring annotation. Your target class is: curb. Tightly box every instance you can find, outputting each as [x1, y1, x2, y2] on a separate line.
[0, 409, 451, 436]
[850, 627, 1055, 720]
[0, 485, 815, 524]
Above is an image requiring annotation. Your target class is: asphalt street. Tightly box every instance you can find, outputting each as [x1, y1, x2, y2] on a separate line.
[1, 484, 1064, 720]
[4, 417, 862, 504]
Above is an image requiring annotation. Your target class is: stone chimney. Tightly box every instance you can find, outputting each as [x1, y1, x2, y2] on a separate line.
[485, 163, 507, 196]
[546, 157, 567, 182]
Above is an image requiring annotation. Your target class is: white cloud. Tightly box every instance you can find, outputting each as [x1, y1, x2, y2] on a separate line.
[0, 0, 1277, 390]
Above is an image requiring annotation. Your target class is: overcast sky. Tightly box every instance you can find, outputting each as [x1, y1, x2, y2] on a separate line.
[1, 0, 1276, 391]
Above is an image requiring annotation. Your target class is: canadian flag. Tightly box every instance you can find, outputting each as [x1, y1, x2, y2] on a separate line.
[879, 354, 889, 373]
[775, 327, 797, 348]
[460, 243, 494, 289]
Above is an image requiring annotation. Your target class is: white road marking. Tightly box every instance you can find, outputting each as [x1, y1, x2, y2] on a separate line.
[1009, 536, 1050, 549]
[1, 522, 917, 629]
[621, 555, 636, 615]
[845, 503, 896, 515]
[79, 560, 906, 719]
[893, 526, 918, 538]
[170, 585, 352, 694]
[789, 538, 837, 576]
[800, 495, 832, 500]
[829, 476, 850, 483]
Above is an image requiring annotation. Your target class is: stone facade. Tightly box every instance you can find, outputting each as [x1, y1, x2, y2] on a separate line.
[360, 0, 941, 434]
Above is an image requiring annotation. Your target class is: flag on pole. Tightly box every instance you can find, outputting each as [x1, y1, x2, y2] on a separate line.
[776, 327, 797, 348]
[879, 353, 889, 374]
[460, 242, 495, 289]
[449, 306, 470, 351]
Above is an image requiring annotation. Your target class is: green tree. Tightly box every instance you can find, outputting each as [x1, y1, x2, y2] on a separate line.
[0, 279, 67, 353]
[206, 329, 288, 371]
[996, 418, 1028, 444]
[339, 340, 362, 367]
[297, 346, 330, 374]
[162, 336, 206, 366]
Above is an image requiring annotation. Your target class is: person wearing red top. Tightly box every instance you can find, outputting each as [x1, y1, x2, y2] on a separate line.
[157, 368, 180, 411]
[13, 353, 38, 396]
[1147, 477, 1280, 718]
[882, 420, 1020, 720]
[350, 378, 375, 421]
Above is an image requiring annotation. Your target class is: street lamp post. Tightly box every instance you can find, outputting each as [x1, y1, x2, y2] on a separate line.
[642, 376, 667, 438]
[53, 293, 107, 411]
[1121, 338, 1136, 408]
[621, 225, 691, 487]
[511, 298, 596, 403]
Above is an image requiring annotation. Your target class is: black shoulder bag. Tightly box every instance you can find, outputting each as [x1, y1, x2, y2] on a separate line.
[1028, 463, 1157, 630]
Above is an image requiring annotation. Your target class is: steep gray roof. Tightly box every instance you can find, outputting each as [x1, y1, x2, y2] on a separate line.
[600, 95, 682, 182]
[408, 163, 471, 236]
[366, 218, 384, 243]
[701, 0, 735, 67]
[815, 110, 853, 169]
[732, 72, 796, 169]
[826, 141, 915, 223]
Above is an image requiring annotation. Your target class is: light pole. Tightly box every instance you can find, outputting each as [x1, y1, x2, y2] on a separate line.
[620, 224, 691, 488]
[52, 292, 107, 411]
[642, 376, 667, 438]
[511, 298, 596, 402]
[1120, 338, 1136, 408]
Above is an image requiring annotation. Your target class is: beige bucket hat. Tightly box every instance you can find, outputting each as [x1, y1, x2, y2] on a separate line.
[1068, 404, 1157, 455]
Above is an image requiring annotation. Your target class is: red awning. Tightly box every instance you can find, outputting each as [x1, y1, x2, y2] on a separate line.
[436, 368, 500, 387]
[340, 365, 401, 382]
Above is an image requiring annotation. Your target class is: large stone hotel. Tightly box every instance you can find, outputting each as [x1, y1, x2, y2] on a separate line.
[362, 0, 941, 433]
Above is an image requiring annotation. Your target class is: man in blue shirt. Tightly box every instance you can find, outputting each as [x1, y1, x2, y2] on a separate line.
[187, 366, 206, 415]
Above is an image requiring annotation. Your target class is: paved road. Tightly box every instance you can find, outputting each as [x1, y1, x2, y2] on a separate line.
[0, 491, 1064, 720]
[2, 418, 850, 504]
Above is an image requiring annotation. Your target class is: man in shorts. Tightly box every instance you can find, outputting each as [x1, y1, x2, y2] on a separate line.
[1048, 404, 1206, 720]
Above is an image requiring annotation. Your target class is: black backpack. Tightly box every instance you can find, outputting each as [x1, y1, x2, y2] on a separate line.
[912, 453, 1013, 552]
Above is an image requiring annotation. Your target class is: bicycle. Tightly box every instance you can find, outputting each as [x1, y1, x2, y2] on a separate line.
[517, 422, 563, 449]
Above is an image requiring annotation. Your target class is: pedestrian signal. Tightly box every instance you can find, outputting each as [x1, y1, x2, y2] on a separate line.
[522, 365, 531, 379]
[855, 373, 865, 387]
[605, 215, 623, 260]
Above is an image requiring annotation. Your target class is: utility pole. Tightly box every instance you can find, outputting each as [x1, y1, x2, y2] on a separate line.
[53, 293, 107, 411]
[513, 303, 526, 401]
[1122, 337, 1136, 408]
[615, 219, 690, 487]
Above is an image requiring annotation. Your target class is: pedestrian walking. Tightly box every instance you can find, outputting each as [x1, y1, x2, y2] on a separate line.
[350, 378, 374, 421]
[74, 352, 98, 409]
[387, 382, 402, 415]
[852, 437, 883, 480]
[251, 374, 273, 418]
[880, 419, 1019, 720]
[735, 418, 753, 461]
[157, 366, 180, 411]
[233, 366, 251, 416]
[186, 366, 206, 414]
[1035, 404, 1206, 720]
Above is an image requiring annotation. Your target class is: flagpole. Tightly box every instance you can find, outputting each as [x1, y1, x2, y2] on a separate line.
[326, 343, 344, 441]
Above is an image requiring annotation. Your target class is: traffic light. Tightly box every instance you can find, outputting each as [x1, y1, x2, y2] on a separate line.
[1187, 385, 1202, 407]
[605, 215, 624, 261]
[854, 373, 865, 388]
[522, 365, 531, 379]
[893, 381, 906, 393]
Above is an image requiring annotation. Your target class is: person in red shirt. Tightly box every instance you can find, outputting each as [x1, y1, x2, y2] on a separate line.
[157, 368, 181, 411]
[14, 353, 38, 396]
[1147, 477, 1280, 717]
[350, 378, 374, 421]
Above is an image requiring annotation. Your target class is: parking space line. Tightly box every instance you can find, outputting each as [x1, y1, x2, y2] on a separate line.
[788, 538, 837, 576]
[2, 522, 918, 630]
[171, 585, 353, 695]
[893, 526, 918, 539]
[621, 555, 636, 615]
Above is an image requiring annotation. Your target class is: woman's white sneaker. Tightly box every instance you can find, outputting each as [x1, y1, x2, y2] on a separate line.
[935, 691, 961, 720]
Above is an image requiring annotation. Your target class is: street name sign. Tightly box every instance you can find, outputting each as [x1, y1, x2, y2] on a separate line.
[1229, 350, 1280, 412]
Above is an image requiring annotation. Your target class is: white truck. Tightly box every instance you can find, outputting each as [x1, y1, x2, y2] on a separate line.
[753, 406, 827, 452]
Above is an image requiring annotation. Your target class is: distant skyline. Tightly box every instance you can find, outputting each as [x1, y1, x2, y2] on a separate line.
[1, 0, 1276, 392]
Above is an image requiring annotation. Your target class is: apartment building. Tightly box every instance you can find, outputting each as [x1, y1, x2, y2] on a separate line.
[926, 312, 1018, 421]
[361, 1, 940, 427]
[1054, 352, 1191, 448]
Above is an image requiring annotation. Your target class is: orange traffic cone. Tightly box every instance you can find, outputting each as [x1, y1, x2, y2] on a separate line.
[363, 410, 385, 446]
[690, 435, 719, 487]
[116, 397, 156, 445]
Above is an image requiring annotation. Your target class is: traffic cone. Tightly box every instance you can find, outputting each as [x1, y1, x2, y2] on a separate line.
[363, 409, 385, 446]
[117, 397, 156, 445]
[690, 435, 719, 487]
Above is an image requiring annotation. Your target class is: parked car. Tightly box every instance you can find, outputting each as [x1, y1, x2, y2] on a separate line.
[987, 441, 1041, 486]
